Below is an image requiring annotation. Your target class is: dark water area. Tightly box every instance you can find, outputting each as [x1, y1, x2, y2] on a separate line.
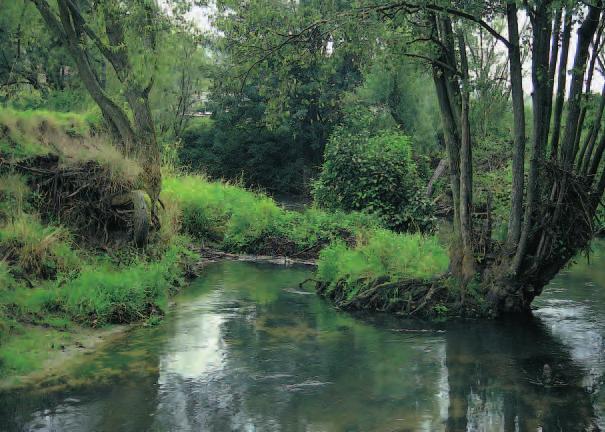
[2, 242, 605, 431]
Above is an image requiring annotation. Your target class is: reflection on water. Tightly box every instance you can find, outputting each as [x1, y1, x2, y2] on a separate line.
[2, 242, 605, 431]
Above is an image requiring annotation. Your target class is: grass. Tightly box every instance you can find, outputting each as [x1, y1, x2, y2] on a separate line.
[55, 241, 188, 326]
[317, 229, 449, 291]
[162, 174, 381, 255]
[0, 214, 81, 279]
[0, 109, 192, 380]
[0, 108, 141, 185]
[164, 173, 449, 303]
[0, 108, 452, 380]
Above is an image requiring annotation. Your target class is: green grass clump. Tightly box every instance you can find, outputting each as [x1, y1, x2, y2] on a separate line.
[317, 229, 449, 290]
[163, 174, 380, 255]
[0, 214, 81, 277]
[56, 242, 188, 326]
[0, 214, 82, 279]
[162, 174, 282, 246]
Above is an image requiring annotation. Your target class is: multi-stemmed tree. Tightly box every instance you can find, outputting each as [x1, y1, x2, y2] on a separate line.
[420, 0, 605, 312]
[246, 0, 605, 314]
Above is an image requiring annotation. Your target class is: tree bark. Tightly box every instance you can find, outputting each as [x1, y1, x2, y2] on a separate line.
[505, 2, 526, 251]
[457, 31, 475, 281]
[543, 8, 562, 143]
[549, 10, 572, 161]
[512, 3, 552, 274]
[579, 83, 605, 174]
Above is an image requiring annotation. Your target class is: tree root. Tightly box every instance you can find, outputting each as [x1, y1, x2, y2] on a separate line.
[316, 275, 458, 318]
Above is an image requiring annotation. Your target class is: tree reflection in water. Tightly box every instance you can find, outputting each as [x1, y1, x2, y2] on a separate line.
[0, 261, 603, 432]
[445, 316, 599, 431]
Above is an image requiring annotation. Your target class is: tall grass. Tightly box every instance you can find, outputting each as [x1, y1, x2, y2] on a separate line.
[317, 229, 449, 289]
[0, 108, 140, 184]
[163, 174, 382, 254]
[56, 242, 188, 325]
[0, 214, 81, 279]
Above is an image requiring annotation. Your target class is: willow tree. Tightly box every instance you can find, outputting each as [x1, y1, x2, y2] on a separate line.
[417, 0, 605, 313]
[250, 0, 605, 314]
[30, 0, 163, 235]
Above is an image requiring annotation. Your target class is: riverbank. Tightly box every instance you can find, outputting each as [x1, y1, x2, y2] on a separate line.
[3, 257, 604, 431]
[0, 324, 129, 391]
[0, 110, 194, 381]
[0, 109, 451, 385]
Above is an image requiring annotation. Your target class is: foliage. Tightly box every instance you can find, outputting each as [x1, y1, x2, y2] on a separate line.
[316, 229, 449, 289]
[162, 174, 381, 256]
[54, 241, 189, 326]
[352, 47, 441, 155]
[313, 115, 435, 233]
[182, 0, 373, 194]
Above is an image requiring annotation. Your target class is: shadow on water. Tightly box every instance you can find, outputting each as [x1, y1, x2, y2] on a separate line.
[0, 255, 604, 431]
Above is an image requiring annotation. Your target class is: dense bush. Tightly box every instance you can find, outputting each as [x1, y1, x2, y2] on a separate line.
[179, 115, 310, 195]
[312, 125, 435, 233]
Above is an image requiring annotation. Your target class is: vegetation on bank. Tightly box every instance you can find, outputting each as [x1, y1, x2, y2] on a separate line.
[163, 174, 451, 316]
[317, 231, 448, 288]
[312, 118, 435, 233]
[0, 110, 192, 379]
[163, 174, 382, 258]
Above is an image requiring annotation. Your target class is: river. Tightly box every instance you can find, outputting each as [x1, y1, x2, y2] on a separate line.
[1, 242, 605, 431]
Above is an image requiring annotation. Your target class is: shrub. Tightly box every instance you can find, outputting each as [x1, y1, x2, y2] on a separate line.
[313, 126, 435, 233]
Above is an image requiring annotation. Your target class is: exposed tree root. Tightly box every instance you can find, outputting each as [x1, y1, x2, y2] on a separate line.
[315, 274, 488, 319]
[1, 154, 148, 247]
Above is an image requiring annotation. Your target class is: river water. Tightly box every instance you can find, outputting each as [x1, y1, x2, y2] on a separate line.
[2, 243, 605, 431]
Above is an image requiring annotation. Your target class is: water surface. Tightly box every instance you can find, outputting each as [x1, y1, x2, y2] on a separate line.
[2, 243, 605, 431]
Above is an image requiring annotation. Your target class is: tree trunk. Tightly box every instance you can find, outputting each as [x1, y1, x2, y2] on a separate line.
[579, 83, 605, 174]
[505, 2, 526, 251]
[512, 4, 552, 274]
[550, 10, 572, 161]
[457, 32, 475, 282]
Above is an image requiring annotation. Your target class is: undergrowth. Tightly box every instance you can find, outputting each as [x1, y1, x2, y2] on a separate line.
[0, 109, 193, 379]
[162, 174, 381, 257]
[316, 229, 449, 293]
